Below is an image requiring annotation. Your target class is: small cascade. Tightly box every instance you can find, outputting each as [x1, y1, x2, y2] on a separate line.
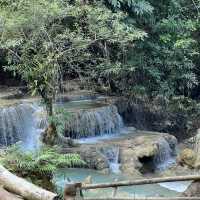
[65, 105, 124, 139]
[153, 138, 176, 171]
[101, 146, 121, 174]
[0, 103, 44, 150]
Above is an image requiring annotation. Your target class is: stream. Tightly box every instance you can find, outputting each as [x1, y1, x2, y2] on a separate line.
[0, 94, 192, 197]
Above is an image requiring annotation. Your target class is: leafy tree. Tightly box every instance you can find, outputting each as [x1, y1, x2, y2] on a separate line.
[97, 0, 200, 99]
[1, 0, 146, 144]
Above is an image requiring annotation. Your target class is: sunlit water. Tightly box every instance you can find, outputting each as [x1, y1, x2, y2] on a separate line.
[159, 181, 192, 193]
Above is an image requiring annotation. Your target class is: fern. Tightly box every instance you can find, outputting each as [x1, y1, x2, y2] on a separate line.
[0, 144, 85, 177]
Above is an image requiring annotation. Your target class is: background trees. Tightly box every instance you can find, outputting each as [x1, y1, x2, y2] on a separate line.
[97, 0, 200, 99]
[0, 0, 145, 143]
[1, 0, 200, 139]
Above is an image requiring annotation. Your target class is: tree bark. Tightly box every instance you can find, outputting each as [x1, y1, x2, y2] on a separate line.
[0, 165, 58, 200]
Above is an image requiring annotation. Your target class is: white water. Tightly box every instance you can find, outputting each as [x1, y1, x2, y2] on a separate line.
[101, 146, 121, 174]
[0, 103, 44, 151]
[154, 138, 176, 171]
[109, 147, 121, 174]
[65, 105, 124, 139]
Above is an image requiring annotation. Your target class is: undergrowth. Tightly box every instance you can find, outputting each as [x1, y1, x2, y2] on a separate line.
[0, 144, 85, 190]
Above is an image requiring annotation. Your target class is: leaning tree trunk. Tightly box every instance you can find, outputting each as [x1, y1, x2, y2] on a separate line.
[0, 187, 24, 200]
[0, 165, 58, 200]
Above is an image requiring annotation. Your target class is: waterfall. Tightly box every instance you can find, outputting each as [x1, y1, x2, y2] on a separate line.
[0, 103, 43, 150]
[101, 146, 121, 174]
[153, 138, 176, 171]
[65, 105, 124, 139]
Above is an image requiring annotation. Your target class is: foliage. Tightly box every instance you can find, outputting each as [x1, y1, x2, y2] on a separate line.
[106, 0, 154, 16]
[1, 0, 200, 138]
[1, 0, 200, 100]
[94, 0, 200, 101]
[1, 0, 146, 118]
[48, 107, 71, 135]
[0, 144, 85, 177]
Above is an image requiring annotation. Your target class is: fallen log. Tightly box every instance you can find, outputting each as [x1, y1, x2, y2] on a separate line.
[0, 187, 23, 200]
[0, 165, 58, 200]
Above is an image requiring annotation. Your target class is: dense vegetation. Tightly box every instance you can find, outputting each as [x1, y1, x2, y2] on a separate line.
[0, 144, 85, 189]
[0, 0, 200, 138]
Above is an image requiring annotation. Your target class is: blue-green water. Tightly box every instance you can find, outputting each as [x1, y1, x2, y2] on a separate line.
[54, 168, 184, 198]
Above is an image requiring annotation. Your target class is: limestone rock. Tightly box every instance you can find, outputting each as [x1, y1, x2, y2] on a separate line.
[159, 164, 196, 177]
[120, 164, 142, 177]
[80, 147, 109, 170]
[63, 131, 178, 176]
[178, 148, 197, 168]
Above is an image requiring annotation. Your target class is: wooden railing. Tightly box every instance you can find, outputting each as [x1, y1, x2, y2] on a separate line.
[63, 175, 200, 200]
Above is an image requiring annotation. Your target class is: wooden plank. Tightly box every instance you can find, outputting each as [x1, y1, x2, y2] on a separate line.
[82, 175, 200, 189]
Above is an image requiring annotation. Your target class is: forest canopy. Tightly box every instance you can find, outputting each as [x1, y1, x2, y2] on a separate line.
[1, 0, 199, 98]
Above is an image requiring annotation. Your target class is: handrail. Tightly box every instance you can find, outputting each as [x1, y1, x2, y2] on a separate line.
[63, 175, 200, 199]
[82, 175, 200, 189]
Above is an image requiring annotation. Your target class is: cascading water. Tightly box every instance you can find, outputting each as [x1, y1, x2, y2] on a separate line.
[153, 138, 176, 171]
[65, 105, 124, 139]
[0, 103, 44, 150]
[101, 146, 121, 174]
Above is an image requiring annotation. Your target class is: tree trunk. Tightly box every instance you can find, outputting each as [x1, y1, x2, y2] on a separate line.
[40, 92, 76, 147]
[42, 123, 58, 146]
[45, 97, 53, 117]
[0, 187, 24, 200]
[0, 165, 58, 200]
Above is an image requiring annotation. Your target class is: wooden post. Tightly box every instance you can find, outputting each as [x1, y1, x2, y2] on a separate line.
[64, 183, 82, 200]
[111, 187, 118, 198]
